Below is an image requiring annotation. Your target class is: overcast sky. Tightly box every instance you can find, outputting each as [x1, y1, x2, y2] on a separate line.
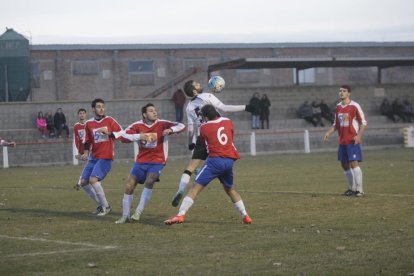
[1, 0, 413, 44]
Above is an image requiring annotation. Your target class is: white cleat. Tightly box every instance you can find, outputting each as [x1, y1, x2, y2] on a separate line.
[131, 212, 141, 221]
[115, 216, 130, 224]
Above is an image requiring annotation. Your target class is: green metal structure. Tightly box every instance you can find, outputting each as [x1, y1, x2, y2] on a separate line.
[0, 28, 30, 102]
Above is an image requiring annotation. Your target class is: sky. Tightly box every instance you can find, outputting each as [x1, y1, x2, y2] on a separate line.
[1, 0, 413, 44]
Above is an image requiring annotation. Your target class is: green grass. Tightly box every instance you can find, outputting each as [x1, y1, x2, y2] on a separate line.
[0, 148, 413, 275]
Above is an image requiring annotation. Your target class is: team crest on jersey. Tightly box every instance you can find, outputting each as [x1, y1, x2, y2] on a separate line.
[77, 129, 85, 140]
[141, 133, 157, 149]
[93, 128, 109, 143]
[338, 113, 350, 127]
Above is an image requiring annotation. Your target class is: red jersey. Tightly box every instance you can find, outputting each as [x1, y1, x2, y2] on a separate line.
[334, 100, 367, 145]
[73, 122, 86, 154]
[200, 117, 240, 160]
[122, 119, 185, 164]
[83, 116, 123, 160]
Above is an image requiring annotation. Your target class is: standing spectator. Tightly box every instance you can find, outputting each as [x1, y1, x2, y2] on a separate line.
[54, 108, 70, 138]
[36, 111, 48, 138]
[45, 111, 55, 138]
[164, 104, 252, 225]
[298, 101, 317, 127]
[379, 98, 396, 123]
[171, 88, 186, 123]
[311, 101, 324, 127]
[402, 99, 414, 123]
[392, 98, 406, 122]
[115, 103, 185, 224]
[320, 100, 334, 124]
[260, 94, 271, 129]
[249, 92, 261, 129]
[323, 85, 367, 197]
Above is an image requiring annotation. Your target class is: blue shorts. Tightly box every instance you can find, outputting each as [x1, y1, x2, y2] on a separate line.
[130, 162, 164, 184]
[81, 157, 113, 181]
[195, 157, 235, 189]
[338, 144, 362, 163]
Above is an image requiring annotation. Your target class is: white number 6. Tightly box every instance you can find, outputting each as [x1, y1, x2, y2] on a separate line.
[217, 127, 228, 145]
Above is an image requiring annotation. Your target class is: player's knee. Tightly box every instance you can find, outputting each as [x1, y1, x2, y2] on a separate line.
[183, 169, 193, 176]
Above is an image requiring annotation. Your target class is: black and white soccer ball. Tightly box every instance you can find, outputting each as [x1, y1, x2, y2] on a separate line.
[208, 76, 225, 93]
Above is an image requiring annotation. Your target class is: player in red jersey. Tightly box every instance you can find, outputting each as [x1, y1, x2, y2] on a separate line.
[73, 108, 90, 190]
[323, 85, 367, 197]
[165, 104, 252, 225]
[80, 98, 123, 216]
[115, 103, 185, 224]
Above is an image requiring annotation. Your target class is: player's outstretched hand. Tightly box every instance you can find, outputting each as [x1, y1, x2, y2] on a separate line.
[245, 104, 254, 113]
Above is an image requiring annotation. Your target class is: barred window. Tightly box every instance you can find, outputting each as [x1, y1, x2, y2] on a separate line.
[72, 60, 100, 75]
[129, 60, 154, 86]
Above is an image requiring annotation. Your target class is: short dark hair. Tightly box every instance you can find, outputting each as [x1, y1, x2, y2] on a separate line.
[142, 103, 155, 116]
[183, 80, 195, 97]
[340, 85, 351, 92]
[77, 108, 87, 114]
[91, 98, 105, 108]
[201, 104, 220, 120]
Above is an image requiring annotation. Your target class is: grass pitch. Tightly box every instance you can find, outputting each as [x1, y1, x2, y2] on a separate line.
[0, 148, 413, 275]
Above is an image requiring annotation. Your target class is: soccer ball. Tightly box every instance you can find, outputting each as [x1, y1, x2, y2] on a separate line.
[208, 76, 225, 93]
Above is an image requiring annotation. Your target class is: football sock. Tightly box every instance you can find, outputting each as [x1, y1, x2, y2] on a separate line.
[178, 196, 194, 216]
[135, 188, 153, 215]
[82, 184, 100, 205]
[92, 181, 109, 208]
[77, 176, 82, 185]
[351, 166, 363, 193]
[344, 169, 354, 191]
[178, 172, 191, 193]
[234, 200, 248, 217]
[122, 193, 133, 218]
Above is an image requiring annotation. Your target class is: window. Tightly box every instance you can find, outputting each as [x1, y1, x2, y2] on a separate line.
[237, 69, 260, 83]
[72, 60, 100, 75]
[293, 68, 315, 84]
[31, 62, 40, 88]
[129, 60, 154, 86]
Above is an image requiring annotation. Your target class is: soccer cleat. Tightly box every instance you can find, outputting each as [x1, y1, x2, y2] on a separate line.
[115, 216, 130, 224]
[92, 206, 103, 215]
[171, 191, 184, 207]
[343, 189, 354, 196]
[131, 212, 141, 221]
[242, 215, 252, 224]
[355, 191, 364, 197]
[97, 205, 112, 216]
[164, 215, 185, 225]
[73, 183, 81, 190]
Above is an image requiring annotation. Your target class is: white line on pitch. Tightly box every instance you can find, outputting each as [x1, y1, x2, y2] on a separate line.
[4, 248, 97, 258]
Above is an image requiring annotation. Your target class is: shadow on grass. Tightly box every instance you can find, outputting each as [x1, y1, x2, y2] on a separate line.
[0, 208, 107, 221]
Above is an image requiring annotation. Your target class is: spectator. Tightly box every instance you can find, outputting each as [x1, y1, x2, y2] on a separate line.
[320, 99, 334, 124]
[45, 111, 55, 138]
[298, 101, 317, 127]
[311, 101, 324, 127]
[36, 111, 48, 138]
[379, 98, 396, 123]
[54, 108, 70, 138]
[260, 94, 271, 129]
[402, 99, 414, 123]
[249, 92, 261, 129]
[392, 98, 407, 122]
[171, 88, 186, 123]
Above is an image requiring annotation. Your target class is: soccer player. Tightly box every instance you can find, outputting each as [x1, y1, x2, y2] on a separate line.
[73, 108, 91, 190]
[115, 103, 185, 224]
[165, 104, 252, 225]
[0, 138, 16, 148]
[79, 98, 123, 216]
[171, 79, 255, 207]
[323, 85, 367, 197]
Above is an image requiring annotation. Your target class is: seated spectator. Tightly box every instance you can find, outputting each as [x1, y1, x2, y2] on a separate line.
[53, 108, 70, 138]
[298, 101, 317, 127]
[45, 111, 55, 138]
[392, 98, 407, 122]
[36, 111, 48, 138]
[380, 98, 396, 123]
[319, 100, 334, 124]
[402, 99, 414, 123]
[311, 101, 324, 127]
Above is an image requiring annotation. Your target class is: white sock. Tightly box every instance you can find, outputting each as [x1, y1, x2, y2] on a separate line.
[178, 196, 194, 216]
[77, 176, 82, 185]
[178, 173, 191, 193]
[122, 194, 133, 218]
[135, 188, 153, 215]
[92, 182, 109, 208]
[233, 200, 248, 217]
[82, 184, 100, 205]
[351, 166, 363, 193]
[344, 170, 354, 191]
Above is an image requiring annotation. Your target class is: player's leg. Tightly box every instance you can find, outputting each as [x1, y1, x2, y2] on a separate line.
[89, 159, 113, 216]
[115, 173, 139, 224]
[348, 144, 364, 196]
[79, 160, 101, 212]
[339, 145, 354, 195]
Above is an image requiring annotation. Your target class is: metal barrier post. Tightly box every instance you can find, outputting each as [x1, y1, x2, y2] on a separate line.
[304, 129, 310, 153]
[250, 132, 256, 156]
[3, 146, 9, 168]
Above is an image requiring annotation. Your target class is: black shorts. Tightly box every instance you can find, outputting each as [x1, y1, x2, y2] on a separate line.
[191, 136, 208, 160]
